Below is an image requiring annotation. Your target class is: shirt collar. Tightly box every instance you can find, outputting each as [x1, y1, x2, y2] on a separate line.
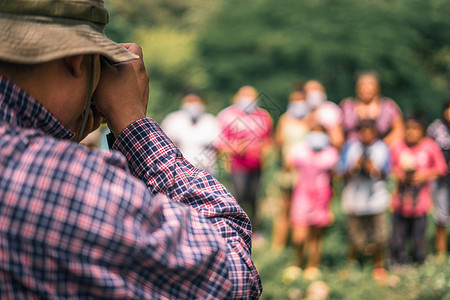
[0, 76, 74, 139]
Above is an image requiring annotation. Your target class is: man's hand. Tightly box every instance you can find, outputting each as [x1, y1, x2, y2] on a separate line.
[94, 43, 149, 137]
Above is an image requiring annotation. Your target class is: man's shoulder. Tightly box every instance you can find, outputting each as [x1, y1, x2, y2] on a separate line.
[0, 126, 142, 210]
[0, 125, 128, 176]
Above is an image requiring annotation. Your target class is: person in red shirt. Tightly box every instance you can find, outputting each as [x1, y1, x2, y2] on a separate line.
[390, 114, 447, 266]
[217, 86, 273, 232]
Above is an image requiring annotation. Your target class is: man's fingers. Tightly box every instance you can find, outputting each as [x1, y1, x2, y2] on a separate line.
[94, 43, 149, 136]
[120, 43, 144, 60]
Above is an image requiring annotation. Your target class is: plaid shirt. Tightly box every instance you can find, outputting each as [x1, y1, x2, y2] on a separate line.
[0, 76, 262, 299]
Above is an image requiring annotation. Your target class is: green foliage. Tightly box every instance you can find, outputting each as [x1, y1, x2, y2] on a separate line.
[103, 0, 450, 122]
[131, 27, 208, 121]
[253, 196, 450, 300]
[104, 0, 221, 120]
[197, 0, 450, 121]
[105, 0, 219, 33]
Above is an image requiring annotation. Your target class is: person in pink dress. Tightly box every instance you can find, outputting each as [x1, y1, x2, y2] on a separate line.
[216, 86, 273, 232]
[390, 114, 447, 266]
[286, 123, 339, 280]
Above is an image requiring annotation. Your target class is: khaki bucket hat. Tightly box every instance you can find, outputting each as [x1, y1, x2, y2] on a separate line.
[0, 0, 138, 64]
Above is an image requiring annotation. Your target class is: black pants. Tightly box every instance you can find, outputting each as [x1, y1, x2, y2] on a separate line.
[231, 171, 261, 229]
[390, 213, 427, 265]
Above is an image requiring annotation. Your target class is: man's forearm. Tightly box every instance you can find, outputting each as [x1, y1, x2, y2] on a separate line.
[112, 118, 263, 298]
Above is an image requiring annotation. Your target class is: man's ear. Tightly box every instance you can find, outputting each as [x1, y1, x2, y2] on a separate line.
[63, 55, 85, 77]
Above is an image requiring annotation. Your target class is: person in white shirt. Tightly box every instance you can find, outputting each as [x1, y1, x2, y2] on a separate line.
[161, 93, 220, 174]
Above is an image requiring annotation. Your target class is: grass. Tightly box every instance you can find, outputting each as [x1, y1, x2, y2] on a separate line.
[215, 154, 450, 299]
[251, 186, 450, 300]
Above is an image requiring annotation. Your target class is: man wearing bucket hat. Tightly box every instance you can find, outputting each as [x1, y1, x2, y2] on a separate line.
[0, 1, 262, 299]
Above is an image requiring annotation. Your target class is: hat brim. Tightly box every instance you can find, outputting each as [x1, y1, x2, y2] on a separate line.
[0, 14, 138, 64]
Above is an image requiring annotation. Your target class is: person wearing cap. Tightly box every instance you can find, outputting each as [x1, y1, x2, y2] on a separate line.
[0, 1, 262, 299]
[161, 92, 220, 175]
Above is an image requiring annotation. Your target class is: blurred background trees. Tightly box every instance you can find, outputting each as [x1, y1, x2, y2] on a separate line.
[105, 0, 450, 123]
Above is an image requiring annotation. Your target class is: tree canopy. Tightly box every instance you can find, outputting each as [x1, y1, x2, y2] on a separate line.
[105, 0, 450, 122]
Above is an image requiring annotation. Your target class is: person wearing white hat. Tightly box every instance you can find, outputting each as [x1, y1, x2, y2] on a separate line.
[0, 1, 262, 298]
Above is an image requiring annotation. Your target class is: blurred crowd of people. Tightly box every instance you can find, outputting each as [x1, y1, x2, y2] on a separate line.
[84, 72, 450, 283]
[271, 72, 449, 282]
